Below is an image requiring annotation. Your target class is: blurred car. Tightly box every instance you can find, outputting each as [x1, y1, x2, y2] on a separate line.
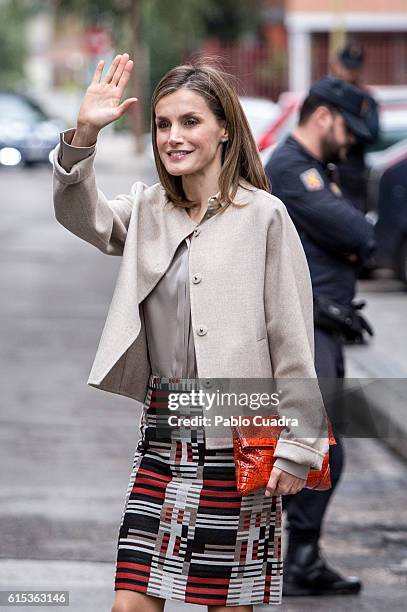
[366, 136, 407, 216]
[238, 96, 280, 141]
[0, 91, 62, 167]
[374, 157, 407, 284]
[258, 92, 302, 165]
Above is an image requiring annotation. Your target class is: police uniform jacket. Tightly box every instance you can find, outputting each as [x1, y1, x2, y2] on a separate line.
[266, 135, 375, 306]
[337, 90, 379, 209]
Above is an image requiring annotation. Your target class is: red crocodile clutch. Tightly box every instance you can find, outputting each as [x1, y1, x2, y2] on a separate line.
[232, 416, 336, 496]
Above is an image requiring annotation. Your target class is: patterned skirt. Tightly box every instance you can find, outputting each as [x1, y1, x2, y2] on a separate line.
[114, 375, 283, 606]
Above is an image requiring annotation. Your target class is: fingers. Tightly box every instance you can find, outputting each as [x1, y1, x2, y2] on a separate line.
[265, 468, 306, 497]
[94, 53, 133, 90]
[116, 59, 134, 92]
[285, 480, 304, 495]
[265, 467, 281, 497]
[117, 98, 138, 117]
[111, 53, 130, 86]
[104, 54, 123, 83]
[91, 59, 105, 84]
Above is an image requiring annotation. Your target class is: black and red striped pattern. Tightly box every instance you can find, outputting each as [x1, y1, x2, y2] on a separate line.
[114, 376, 283, 606]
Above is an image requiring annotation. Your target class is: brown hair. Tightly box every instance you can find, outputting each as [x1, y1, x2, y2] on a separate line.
[299, 94, 338, 125]
[151, 58, 271, 210]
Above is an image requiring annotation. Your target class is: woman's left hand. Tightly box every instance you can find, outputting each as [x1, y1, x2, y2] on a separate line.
[265, 467, 306, 497]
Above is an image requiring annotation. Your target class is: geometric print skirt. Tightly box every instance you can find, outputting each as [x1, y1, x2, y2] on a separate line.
[114, 375, 283, 606]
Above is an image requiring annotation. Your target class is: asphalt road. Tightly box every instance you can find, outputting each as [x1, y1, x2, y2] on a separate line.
[0, 163, 406, 611]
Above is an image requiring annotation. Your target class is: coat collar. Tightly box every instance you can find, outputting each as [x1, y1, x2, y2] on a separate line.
[162, 178, 257, 246]
[166, 177, 256, 210]
[136, 178, 258, 301]
[214, 178, 258, 207]
[160, 177, 257, 233]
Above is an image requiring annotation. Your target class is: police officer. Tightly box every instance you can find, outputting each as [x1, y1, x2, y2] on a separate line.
[265, 77, 375, 596]
[331, 44, 379, 211]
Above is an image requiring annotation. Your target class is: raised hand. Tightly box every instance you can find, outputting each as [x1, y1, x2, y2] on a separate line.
[75, 53, 138, 139]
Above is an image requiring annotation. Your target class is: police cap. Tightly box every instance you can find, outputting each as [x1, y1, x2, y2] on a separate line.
[338, 43, 364, 69]
[309, 76, 371, 141]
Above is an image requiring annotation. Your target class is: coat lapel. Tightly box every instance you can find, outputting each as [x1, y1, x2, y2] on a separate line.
[89, 190, 197, 384]
[136, 199, 197, 304]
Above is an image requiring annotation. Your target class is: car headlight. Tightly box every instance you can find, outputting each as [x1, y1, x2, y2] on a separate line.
[0, 147, 22, 166]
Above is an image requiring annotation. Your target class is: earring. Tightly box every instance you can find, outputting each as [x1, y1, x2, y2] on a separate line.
[221, 137, 228, 143]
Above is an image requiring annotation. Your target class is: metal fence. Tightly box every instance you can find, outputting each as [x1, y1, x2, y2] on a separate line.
[312, 32, 407, 85]
[185, 32, 407, 102]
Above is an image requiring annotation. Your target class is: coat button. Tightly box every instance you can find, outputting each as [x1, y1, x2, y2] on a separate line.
[192, 273, 202, 284]
[197, 325, 207, 336]
[203, 379, 213, 388]
[193, 228, 201, 237]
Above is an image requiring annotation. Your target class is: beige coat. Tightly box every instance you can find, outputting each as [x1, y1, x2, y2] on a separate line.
[52, 129, 329, 475]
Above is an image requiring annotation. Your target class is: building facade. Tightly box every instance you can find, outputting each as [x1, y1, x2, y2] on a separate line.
[282, 0, 407, 90]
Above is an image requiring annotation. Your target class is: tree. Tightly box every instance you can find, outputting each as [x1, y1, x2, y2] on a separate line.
[54, 0, 262, 103]
[202, 0, 261, 43]
[0, 0, 29, 89]
[18, 0, 262, 147]
[143, 0, 262, 97]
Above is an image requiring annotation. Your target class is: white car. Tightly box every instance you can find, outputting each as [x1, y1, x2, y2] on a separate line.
[238, 96, 280, 141]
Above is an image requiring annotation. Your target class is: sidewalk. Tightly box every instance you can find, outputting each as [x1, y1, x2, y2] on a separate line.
[345, 277, 407, 460]
[0, 559, 202, 611]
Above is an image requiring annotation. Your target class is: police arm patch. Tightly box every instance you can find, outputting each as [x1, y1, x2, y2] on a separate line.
[300, 168, 324, 191]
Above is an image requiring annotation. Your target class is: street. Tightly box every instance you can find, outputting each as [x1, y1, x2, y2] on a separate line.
[0, 158, 406, 612]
